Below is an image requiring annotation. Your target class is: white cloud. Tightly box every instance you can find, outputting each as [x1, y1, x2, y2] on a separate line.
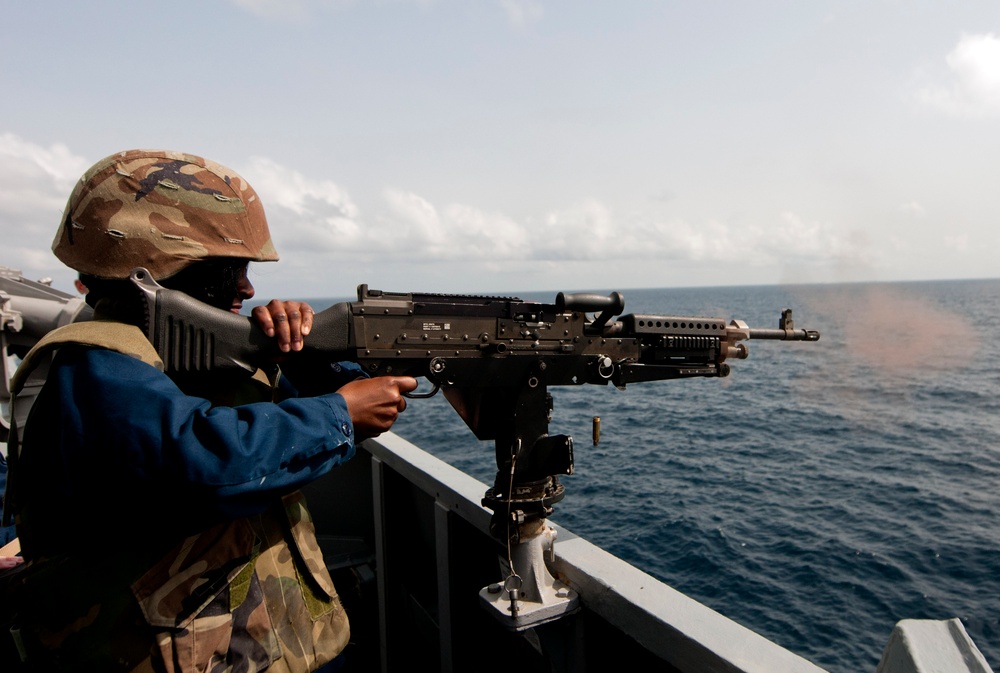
[247, 155, 863, 273]
[382, 189, 529, 259]
[0, 134, 89, 186]
[0, 134, 90, 281]
[500, 0, 544, 28]
[227, 0, 541, 27]
[242, 156, 360, 220]
[237, 156, 369, 256]
[899, 201, 925, 218]
[943, 233, 970, 253]
[645, 217, 746, 263]
[226, 0, 344, 20]
[763, 212, 851, 260]
[535, 199, 620, 259]
[383, 190, 449, 251]
[442, 202, 529, 256]
[916, 33, 1000, 117]
[0, 143, 876, 293]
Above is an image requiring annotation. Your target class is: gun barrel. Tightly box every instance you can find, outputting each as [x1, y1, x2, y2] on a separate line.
[748, 328, 820, 341]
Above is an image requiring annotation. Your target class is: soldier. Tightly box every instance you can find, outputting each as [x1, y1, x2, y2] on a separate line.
[2, 149, 417, 671]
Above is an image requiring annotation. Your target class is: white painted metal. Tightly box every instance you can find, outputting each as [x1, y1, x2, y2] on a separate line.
[364, 432, 833, 673]
[876, 618, 994, 673]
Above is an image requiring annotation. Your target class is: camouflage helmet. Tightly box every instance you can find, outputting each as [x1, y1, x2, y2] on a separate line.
[53, 149, 279, 280]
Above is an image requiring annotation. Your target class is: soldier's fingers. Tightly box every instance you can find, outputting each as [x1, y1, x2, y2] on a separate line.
[269, 306, 292, 352]
[299, 302, 314, 336]
[285, 305, 305, 352]
[251, 305, 276, 337]
[394, 377, 419, 394]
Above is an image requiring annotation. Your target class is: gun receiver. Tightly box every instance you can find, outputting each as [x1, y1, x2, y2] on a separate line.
[128, 268, 819, 538]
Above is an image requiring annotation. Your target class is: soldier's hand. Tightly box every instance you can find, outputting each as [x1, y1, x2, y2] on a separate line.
[337, 377, 419, 440]
[0, 556, 23, 570]
[251, 300, 315, 352]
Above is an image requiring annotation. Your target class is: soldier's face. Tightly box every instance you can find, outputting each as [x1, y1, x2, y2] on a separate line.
[162, 259, 254, 312]
[231, 265, 255, 313]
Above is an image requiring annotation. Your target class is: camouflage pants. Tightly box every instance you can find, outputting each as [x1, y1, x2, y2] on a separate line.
[134, 492, 350, 673]
[13, 492, 348, 673]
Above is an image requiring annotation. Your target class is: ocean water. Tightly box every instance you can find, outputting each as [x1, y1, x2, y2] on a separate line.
[380, 278, 1000, 673]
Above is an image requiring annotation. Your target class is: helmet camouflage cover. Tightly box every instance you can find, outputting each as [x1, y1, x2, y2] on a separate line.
[53, 149, 279, 280]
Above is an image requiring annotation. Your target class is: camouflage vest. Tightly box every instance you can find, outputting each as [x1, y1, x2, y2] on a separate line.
[7, 321, 350, 673]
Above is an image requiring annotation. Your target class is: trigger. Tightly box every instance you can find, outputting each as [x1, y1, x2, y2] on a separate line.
[404, 382, 440, 399]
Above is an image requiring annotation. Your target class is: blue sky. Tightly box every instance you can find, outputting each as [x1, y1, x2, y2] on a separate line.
[2, 1, 999, 298]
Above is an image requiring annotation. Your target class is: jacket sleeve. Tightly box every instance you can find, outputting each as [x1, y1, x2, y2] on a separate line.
[47, 346, 358, 514]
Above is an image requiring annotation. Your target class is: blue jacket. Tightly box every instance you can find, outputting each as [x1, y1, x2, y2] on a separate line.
[16, 345, 363, 556]
[0, 456, 12, 546]
[4, 332, 364, 670]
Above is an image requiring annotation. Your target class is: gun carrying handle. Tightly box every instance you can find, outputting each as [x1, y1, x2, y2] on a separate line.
[555, 291, 625, 329]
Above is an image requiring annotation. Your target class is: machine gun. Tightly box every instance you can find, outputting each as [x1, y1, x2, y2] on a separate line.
[1, 267, 92, 444]
[128, 267, 820, 628]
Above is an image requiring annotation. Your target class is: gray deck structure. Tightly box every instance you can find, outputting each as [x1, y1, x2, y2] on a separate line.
[306, 432, 833, 672]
